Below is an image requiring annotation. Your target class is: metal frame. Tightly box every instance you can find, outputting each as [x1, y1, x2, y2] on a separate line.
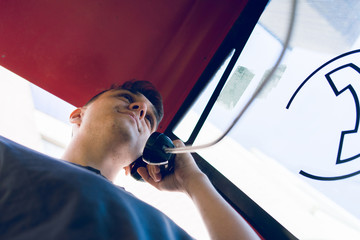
[166, 0, 297, 238]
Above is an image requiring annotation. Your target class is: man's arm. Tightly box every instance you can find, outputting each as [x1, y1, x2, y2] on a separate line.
[138, 140, 260, 240]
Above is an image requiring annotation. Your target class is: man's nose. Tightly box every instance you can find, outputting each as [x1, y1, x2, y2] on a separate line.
[129, 102, 147, 119]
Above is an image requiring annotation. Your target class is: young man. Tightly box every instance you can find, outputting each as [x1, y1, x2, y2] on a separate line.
[0, 80, 259, 239]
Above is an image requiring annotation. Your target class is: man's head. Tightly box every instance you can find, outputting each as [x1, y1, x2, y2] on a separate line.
[66, 80, 164, 179]
[84, 80, 163, 127]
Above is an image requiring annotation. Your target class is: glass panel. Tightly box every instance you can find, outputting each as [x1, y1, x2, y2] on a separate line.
[174, 50, 235, 142]
[30, 84, 75, 124]
[41, 137, 66, 159]
[176, 0, 360, 238]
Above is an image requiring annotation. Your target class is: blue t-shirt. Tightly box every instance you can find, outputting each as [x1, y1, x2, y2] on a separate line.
[0, 136, 193, 240]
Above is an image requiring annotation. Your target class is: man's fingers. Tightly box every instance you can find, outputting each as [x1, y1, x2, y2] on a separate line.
[137, 166, 161, 184]
[148, 165, 162, 182]
[137, 167, 155, 184]
[173, 139, 185, 148]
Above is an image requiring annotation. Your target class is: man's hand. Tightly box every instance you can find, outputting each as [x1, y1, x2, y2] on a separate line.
[137, 139, 260, 240]
[137, 140, 205, 194]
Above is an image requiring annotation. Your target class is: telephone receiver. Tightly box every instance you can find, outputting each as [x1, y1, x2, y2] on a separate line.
[130, 132, 175, 181]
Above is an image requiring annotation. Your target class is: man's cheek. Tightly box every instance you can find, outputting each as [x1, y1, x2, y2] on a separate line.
[140, 136, 149, 152]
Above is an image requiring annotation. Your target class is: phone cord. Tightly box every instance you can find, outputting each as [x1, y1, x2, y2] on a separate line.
[166, 0, 298, 154]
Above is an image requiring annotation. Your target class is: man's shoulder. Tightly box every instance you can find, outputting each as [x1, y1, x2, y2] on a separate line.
[0, 135, 193, 240]
[0, 135, 109, 187]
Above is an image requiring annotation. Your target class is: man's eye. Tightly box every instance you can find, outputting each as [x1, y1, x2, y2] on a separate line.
[118, 94, 133, 102]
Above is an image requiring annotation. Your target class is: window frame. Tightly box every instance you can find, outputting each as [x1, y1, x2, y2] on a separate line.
[165, 0, 297, 239]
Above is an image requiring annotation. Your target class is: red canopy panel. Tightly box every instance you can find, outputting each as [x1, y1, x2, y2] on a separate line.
[0, 0, 248, 131]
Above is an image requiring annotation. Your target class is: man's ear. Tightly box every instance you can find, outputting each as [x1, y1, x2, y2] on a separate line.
[69, 108, 83, 126]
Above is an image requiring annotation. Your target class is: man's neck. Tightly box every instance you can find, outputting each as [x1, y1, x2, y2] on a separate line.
[61, 135, 129, 182]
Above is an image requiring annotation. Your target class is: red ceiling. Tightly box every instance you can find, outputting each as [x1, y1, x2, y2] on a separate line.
[0, 0, 248, 131]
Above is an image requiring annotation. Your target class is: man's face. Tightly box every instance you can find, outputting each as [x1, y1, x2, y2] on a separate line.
[79, 89, 158, 164]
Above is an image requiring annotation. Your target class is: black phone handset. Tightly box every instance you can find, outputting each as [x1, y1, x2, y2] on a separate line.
[130, 132, 175, 181]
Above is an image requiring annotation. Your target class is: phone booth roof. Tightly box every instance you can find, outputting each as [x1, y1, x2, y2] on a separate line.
[0, 0, 248, 131]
